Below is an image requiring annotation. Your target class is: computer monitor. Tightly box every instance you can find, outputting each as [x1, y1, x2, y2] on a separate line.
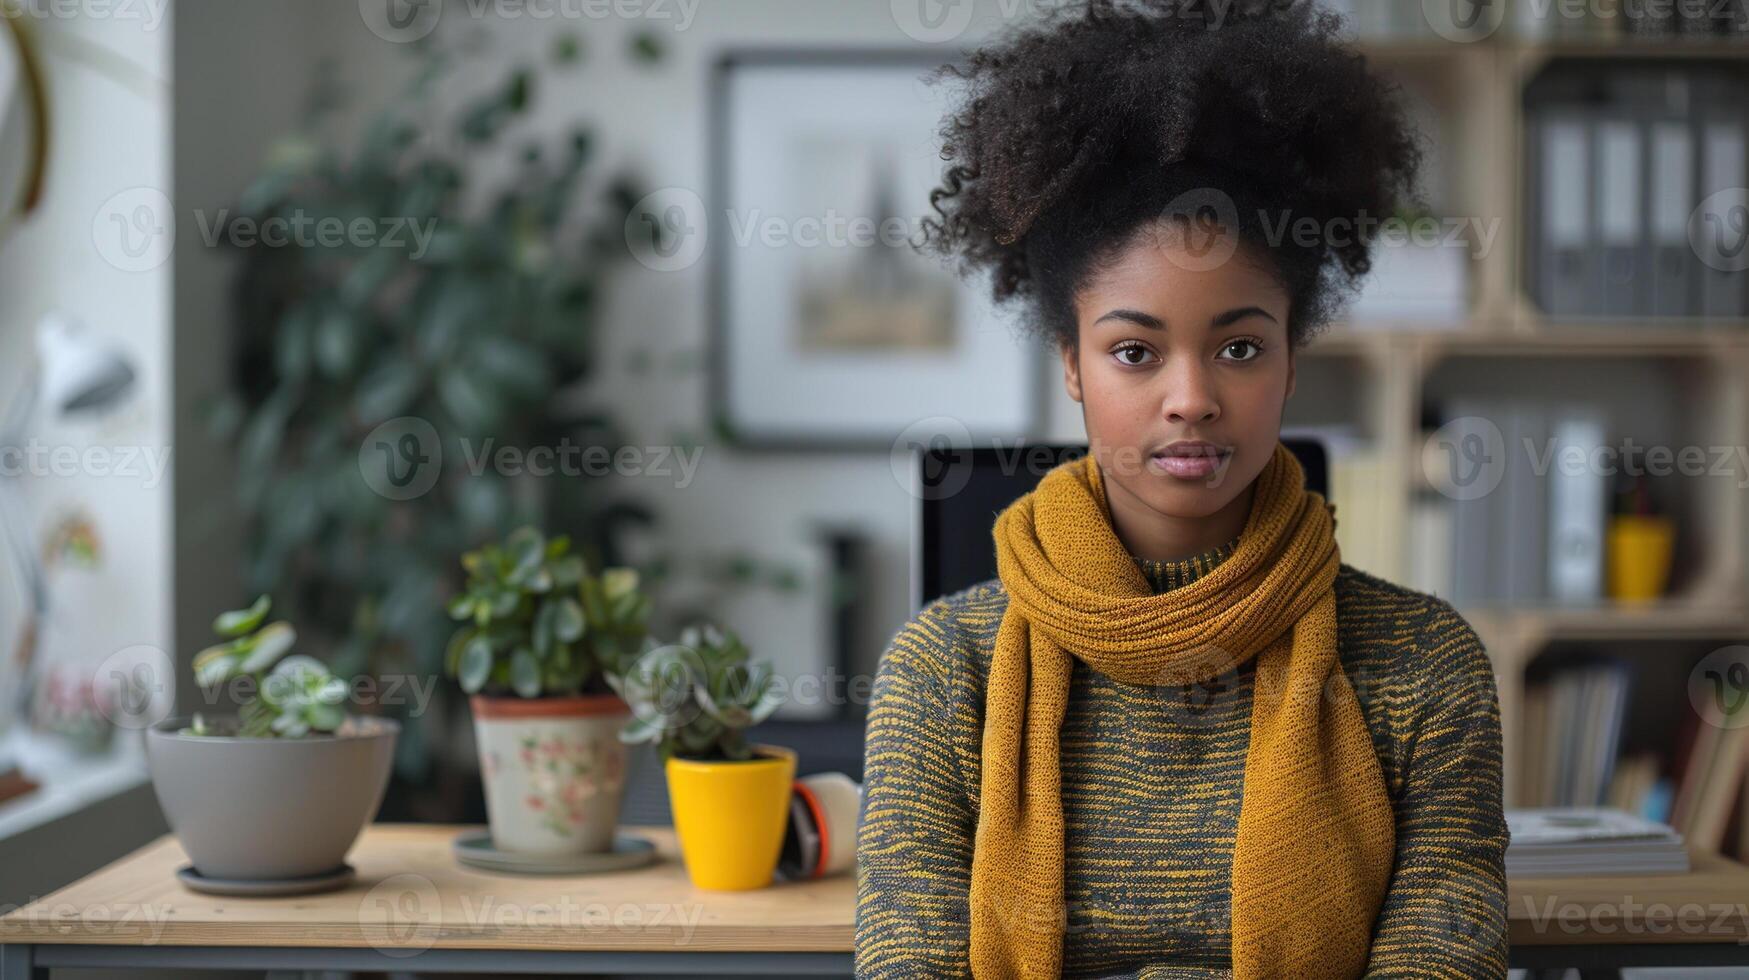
[911, 439, 1329, 610]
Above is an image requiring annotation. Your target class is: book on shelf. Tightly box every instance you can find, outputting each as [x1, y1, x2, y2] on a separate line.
[1431, 399, 1608, 608]
[1528, 668, 1749, 858]
[1668, 706, 1749, 853]
[1506, 806, 1691, 877]
[1330, 448, 1398, 582]
[1282, 426, 1404, 582]
[1606, 751, 1663, 818]
[1519, 657, 1632, 808]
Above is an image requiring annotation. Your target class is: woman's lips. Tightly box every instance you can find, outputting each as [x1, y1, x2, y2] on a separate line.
[1149, 450, 1230, 479]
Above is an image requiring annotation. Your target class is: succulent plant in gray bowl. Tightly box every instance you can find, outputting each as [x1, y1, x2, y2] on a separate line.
[145, 595, 397, 889]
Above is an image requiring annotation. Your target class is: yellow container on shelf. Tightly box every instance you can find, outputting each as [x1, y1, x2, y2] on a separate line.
[665, 743, 796, 890]
[1605, 514, 1675, 603]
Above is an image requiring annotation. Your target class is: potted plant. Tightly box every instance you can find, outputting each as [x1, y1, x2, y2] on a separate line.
[608, 623, 788, 890]
[446, 525, 652, 855]
[144, 595, 398, 892]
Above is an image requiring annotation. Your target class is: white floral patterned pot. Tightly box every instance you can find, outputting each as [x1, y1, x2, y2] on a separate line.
[470, 693, 631, 855]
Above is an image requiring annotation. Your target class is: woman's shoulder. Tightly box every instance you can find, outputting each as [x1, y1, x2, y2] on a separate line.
[874, 578, 1009, 701]
[1333, 562, 1490, 680]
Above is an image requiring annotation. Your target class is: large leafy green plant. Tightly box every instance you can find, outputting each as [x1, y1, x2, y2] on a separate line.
[211, 41, 655, 774]
[444, 526, 652, 698]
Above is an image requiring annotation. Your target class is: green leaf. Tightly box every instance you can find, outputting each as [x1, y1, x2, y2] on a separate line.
[273, 308, 314, 384]
[273, 712, 307, 737]
[438, 368, 502, 431]
[353, 361, 421, 424]
[525, 566, 553, 592]
[629, 32, 663, 63]
[601, 568, 638, 601]
[610, 590, 641, 622]
[213, 595, 271, 637]
[315, 309, 358, 378]
[506, 526, 544, 569]
[620, 712, 662, 744]
[459, 636, 493, 693]
[552, 596, 585, 643]
[552, 33, 582, 65]
[472, 336, 553, 391]
[192, 639, 244, 687]
[305, 702, 346, 732]
[506, 70, 531, 111]
[510, 647, 541, 697]
[239, 621, 298, 673]
[445, 627, 476, 676]
[579, 576, 608, 626]
[446, 594, 474, 621]
[549, 555, 584, 589]
[532, 601, 556, 658]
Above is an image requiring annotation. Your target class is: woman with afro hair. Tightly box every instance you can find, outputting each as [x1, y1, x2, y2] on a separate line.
[855, 2, 1508, 977]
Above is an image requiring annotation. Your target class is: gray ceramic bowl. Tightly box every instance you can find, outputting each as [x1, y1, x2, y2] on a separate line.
[145, 716, 398, 880]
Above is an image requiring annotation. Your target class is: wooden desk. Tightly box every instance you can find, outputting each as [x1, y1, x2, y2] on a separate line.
[0, 823, 853, 977]
[1508, 848, 1749, 977]
[4, 826, 1748, 978]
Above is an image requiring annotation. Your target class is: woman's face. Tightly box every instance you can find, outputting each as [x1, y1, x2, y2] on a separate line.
[1061, 226, 1296, 546]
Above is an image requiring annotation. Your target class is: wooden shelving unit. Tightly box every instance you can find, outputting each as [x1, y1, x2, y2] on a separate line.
[1293, 32, 1749, 814]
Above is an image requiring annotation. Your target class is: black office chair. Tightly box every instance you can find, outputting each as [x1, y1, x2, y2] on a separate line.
[912, 438, 1329, 610]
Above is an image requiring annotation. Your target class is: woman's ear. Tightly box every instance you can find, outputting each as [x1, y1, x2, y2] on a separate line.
[1285, 347, 1296, 401]
[1060, 340, 1083, 404]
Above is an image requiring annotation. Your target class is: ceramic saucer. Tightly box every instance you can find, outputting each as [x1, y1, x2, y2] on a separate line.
[452, 830, 657, 875]
[175, 863, 355, 897]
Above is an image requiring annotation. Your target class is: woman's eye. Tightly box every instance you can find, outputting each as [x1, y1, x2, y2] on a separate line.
[1112, 344, 1155, 366]
[1220, 339, 1263, 362]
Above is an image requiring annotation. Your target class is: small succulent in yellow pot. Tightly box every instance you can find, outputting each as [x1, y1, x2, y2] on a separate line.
[607, 624, 788, 890]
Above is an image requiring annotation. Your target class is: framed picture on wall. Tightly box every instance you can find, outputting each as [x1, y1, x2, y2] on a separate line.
[708, 48, 1046, 451]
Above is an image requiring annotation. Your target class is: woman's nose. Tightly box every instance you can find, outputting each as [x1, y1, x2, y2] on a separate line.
[1159, 360, 1220, 424]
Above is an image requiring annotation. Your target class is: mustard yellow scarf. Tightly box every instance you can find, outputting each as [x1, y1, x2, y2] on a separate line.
[971, 441, 1395, 978]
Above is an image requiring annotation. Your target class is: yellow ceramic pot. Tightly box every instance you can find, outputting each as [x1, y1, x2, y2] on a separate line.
[1606, 514, 1675, 603]
[665, 743, 796, 890]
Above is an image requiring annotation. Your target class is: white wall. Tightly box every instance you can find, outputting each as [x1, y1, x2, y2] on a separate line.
[0, 1, 172, 730]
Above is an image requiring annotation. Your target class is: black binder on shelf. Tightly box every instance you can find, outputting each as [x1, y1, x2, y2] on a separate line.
[1696, 73, 1749, 320]
[1531, 107, 1596, 317]
[1646, 114, 1696, 317]
[1594, 111, 1644, 317]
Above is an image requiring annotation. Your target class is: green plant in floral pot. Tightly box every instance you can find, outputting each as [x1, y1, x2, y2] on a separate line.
[608, 623, 789, 890]
[144, 596, 398, 893]
[446, 525, 652, 856]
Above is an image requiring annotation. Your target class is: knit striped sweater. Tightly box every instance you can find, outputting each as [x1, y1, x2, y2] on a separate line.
[855, 536, 1509, 978]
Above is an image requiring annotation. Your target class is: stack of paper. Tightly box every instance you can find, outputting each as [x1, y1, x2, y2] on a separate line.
[1506, 807, 1690, 877]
